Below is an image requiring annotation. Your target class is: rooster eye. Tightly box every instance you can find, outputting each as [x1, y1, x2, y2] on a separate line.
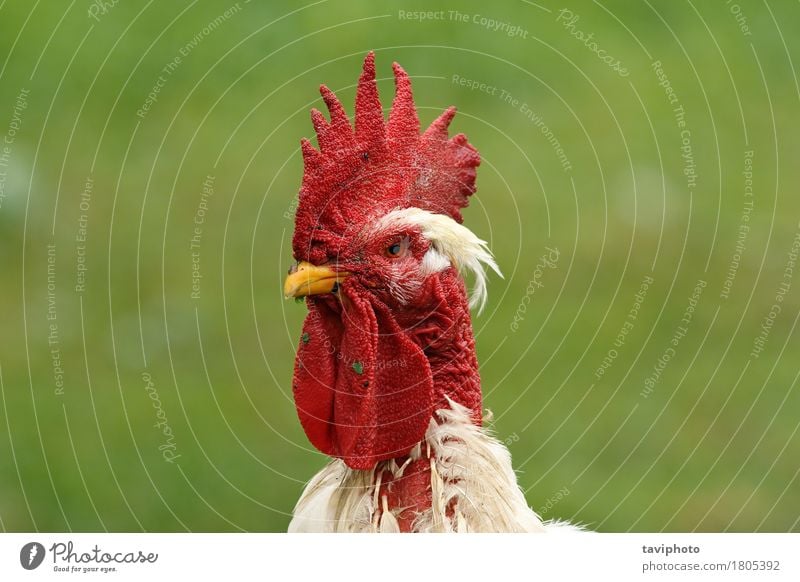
[384, 235, 410, 258]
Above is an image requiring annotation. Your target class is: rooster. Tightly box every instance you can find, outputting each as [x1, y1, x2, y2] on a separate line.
[284, 53, 575, 533]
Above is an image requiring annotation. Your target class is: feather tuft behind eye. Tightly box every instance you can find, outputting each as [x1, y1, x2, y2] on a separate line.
[374, 208, 502, 313]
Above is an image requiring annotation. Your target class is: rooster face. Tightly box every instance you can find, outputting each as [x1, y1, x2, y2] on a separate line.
[285, 215, 431, 310]
[344, 217, 430, 309]
[284, 207, 499, 470]
[285, 207, 498, 313]
[284, 53, 496, 470]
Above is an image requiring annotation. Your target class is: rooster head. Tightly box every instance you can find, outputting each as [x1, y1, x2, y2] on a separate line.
[284, 52, 499, 470]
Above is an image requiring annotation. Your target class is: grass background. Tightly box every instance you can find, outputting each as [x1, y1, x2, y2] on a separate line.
[0, 0, 798, 532]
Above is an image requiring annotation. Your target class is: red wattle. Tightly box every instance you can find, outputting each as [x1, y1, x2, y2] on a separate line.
[293, 281, 434, 470]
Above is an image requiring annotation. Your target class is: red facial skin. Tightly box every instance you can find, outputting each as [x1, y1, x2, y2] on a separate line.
[293, 227, 481, 469]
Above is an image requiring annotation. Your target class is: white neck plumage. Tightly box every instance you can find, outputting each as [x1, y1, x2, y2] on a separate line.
[289, 399, 580, 533]
[288, 209, 582, 533]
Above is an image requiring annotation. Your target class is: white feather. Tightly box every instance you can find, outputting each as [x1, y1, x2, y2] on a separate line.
[288, 400, 581, 533]
[374, 208, 503, 313]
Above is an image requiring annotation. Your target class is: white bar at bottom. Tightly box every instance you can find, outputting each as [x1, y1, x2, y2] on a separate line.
[1, 533, 797, 581]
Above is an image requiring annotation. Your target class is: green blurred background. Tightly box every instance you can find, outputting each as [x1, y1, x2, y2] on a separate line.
[1, 0, 798, 532]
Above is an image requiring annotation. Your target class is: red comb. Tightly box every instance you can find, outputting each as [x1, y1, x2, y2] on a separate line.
[292, 52, 480, 264]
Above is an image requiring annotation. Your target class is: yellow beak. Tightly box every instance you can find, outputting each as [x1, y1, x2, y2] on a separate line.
[283, 261, 349, 298]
